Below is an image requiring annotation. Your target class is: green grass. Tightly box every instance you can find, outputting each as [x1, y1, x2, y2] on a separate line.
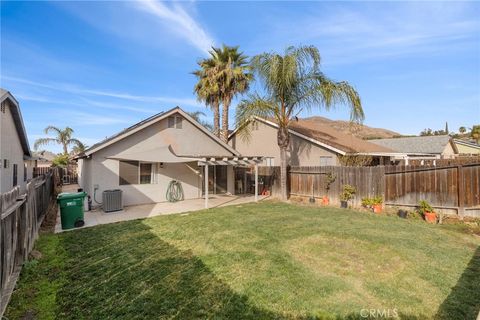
[6, 202, 480, 319]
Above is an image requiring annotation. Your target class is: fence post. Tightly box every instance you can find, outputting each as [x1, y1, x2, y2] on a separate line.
[457, 165, 465, 218]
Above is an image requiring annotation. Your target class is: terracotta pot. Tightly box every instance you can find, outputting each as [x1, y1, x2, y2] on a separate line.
[424, 211, 437, 223]
[372, 204, 382, 214]
[322, 196, 329, 205]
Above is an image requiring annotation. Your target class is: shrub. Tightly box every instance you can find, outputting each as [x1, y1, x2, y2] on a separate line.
[340, 184, 356, 201]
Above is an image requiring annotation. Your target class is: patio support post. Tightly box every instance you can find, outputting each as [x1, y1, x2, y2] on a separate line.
[205, 164, 209, 209]
[254, 163, 258, 202]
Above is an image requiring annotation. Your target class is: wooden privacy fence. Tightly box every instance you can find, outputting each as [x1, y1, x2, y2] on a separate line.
[265, 163, 480, 217]
[289, 166, 385, 208]
[384, 164, 480, 216]
[34, 166, 77, 185]
[0, 172, 55, 316]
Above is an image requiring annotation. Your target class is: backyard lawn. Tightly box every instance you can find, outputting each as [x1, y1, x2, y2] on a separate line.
[6, 201, 480, 319]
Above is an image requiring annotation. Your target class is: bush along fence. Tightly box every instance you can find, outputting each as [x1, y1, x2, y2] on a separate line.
[266, 163, 480, 218]
[0, 170, 57, 317]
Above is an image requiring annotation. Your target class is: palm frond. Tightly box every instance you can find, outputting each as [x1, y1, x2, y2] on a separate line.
[33, 138, 58, 150]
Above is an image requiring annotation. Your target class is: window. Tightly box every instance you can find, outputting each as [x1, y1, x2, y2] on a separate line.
[319, 156, 334, 166]
[251, 121, 259, 130]
[119, 161, 156, 185]
[168, 116, 183, 129]
[264, 158, 275, 166]
[24, 163, 27, 181]
[119, 161, 139, 185]
[4, 159, 9, 168]
[13, 164, 18, 187]
[140, 163, 152, 184]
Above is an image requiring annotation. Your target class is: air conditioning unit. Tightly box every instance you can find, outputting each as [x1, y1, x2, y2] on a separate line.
[102, 189, 123, 212]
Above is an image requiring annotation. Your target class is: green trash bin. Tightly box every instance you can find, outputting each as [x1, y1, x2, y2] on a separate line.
[57, 192, 86, 230]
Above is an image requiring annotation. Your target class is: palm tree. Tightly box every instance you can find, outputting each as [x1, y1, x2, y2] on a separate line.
[236, 46, 363, 200]
[194, 45, 252, 142]
[193, 59, 221, 137]
[71, 141, 87, 155]
[187, 111, 213, 132]
[34, 126, 84, 156]
[459, 126, 467, 134]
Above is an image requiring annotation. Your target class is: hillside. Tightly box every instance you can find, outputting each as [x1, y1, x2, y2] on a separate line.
[301, 116, 401, 140]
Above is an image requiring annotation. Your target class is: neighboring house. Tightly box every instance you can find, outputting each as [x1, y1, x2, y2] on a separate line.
[370, 135, 458, 160]
[76, 107, 262, 207]
[453, 139, 480, 155]
[229, 117, 404, 166]
[33, 150, 56, 168]
[0, 88, 35, 193]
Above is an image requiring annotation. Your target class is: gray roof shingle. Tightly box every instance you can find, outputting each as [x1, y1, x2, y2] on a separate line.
[370, 135, 452, 154]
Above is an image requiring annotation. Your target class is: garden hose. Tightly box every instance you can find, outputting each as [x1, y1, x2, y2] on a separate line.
[166, 180, 184, 202]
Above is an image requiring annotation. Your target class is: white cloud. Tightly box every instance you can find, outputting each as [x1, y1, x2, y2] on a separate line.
[133, 0, 214, 54]
[5, 76, 200, 107]
[255, 2, 480, 65]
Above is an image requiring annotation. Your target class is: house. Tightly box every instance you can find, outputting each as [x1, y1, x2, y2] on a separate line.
[370, 135, 458, 160]
[76, 107, 262, 208]
[453, 139, 480, 155]
[0, 89, 35, 193]
[228, 117, 406, 167]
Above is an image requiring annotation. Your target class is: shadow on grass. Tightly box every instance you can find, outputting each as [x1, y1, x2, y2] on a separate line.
[435, 246, 480, 320]
[54, 220, 429, 319]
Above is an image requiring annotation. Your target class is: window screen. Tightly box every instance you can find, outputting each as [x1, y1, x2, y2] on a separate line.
[140, 163, 152, 184]
[168, 117, 175, 128]
[119, 161, 139, 185]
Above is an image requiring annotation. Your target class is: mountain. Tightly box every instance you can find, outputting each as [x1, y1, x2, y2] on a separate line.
[300, 116, 401, 140]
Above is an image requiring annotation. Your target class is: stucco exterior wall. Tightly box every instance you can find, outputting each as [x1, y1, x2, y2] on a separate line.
[0, 99, 28, 193]
[441, 142, 457, 158]
[229, 120, 340, 166]
[79, 113, 236, 206]
[455, 143, 480, 155]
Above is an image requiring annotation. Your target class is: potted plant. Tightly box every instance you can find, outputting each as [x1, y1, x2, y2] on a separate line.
[361, 197, 373, 210]
[372, 196, 383, 214]
[322, 172, 336, 205]
[340, 184, 356, 208]
[418, 200, 437, 223]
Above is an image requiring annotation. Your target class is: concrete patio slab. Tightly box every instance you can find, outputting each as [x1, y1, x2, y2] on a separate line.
[55, 192, 268, 233]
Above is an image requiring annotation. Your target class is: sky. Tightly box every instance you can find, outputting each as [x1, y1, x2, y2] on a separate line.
[1, 0, 479, 153]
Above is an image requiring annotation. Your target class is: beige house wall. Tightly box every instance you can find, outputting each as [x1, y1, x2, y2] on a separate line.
[229, 120, 340, 166]
[0, 99, 28, 193]
[441, 142, 457, 158]
[456, 143, 480, 155]
[79, 113, 236, 206]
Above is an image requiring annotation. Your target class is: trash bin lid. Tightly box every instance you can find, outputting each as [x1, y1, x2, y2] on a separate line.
[57, 192, 87, 200]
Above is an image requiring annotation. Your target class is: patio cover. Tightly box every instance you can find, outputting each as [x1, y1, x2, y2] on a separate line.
[107, 145, 200, 163]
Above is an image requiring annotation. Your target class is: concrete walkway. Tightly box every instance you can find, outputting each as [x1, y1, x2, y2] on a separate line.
[55, 186, 268, 233]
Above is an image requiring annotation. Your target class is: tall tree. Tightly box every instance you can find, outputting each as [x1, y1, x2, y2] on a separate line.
[187, 111, 214, 132]
[459, 126, 466, 134]
[193, 59, 221, 137]
[34, 126, 84, 156]
[471, 125, 480, 143]
[236, 46, 363, 200]
[206, 45, 253, 142]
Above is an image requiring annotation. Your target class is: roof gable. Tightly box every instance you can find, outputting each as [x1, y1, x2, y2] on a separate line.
[1, 88, 31, 157]
[83, 107, 239, 157]
[229, 117, 393, 155]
